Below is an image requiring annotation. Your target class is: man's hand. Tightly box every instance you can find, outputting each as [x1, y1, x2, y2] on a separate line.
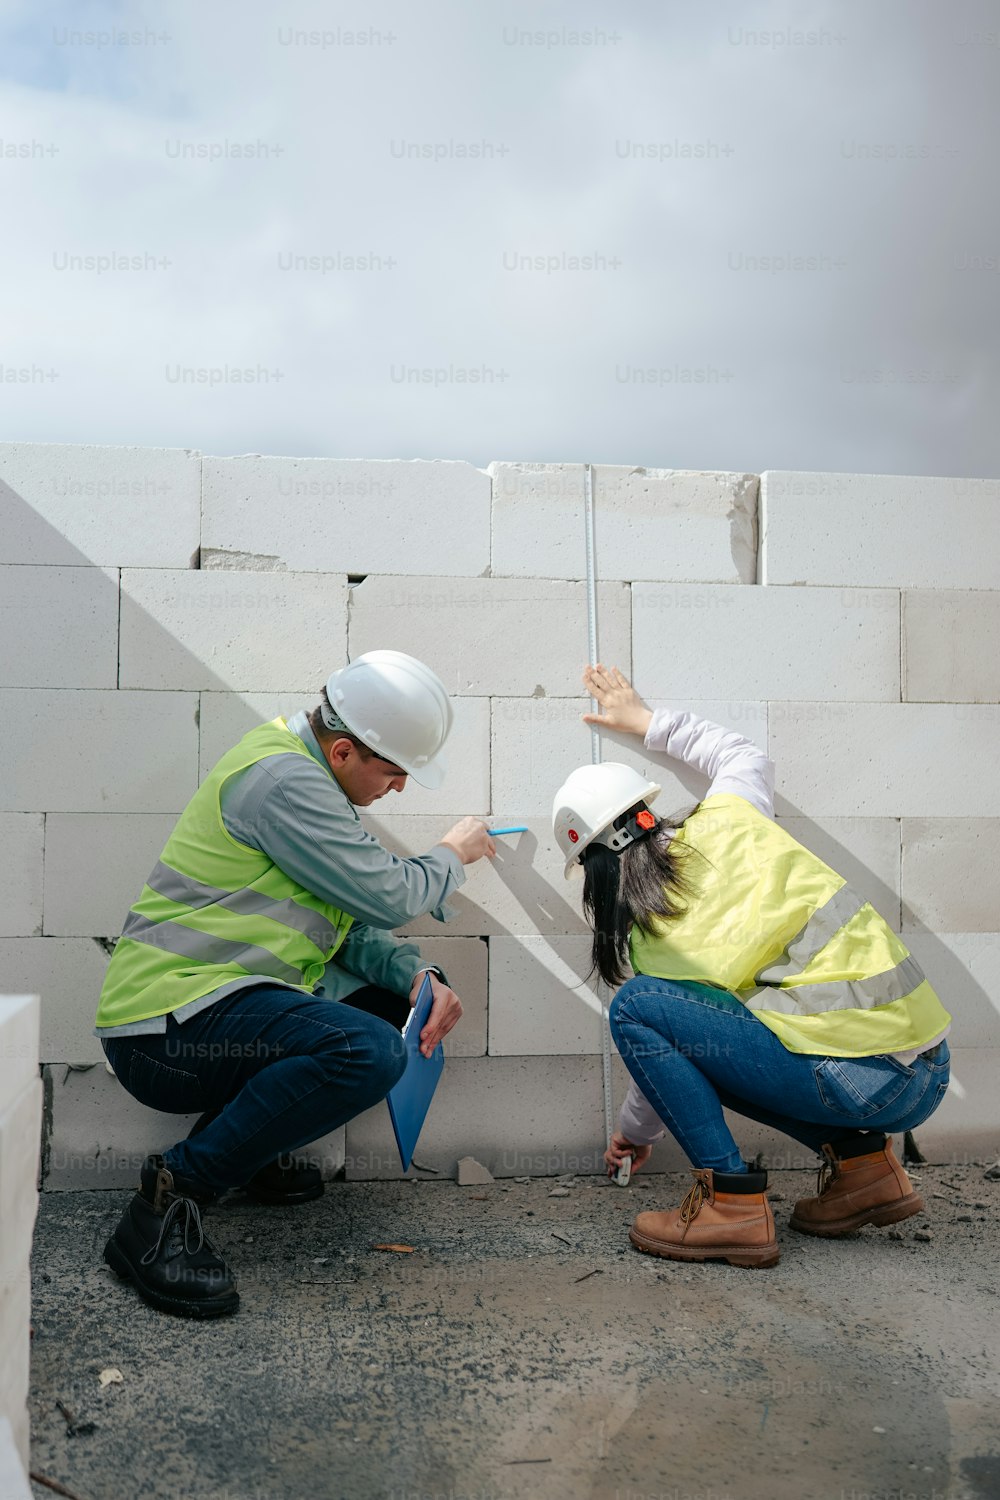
[409, 970, 463, 1058]
[438, 817, 496, 866]
[604, 1130, 652, 1177]
[581, 664, 653, 739]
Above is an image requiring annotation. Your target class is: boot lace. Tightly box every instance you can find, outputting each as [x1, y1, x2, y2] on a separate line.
[678, 1177, 708, 1224]
[815, 1153, 839, 1199]
[140, 1194, 208, 1266]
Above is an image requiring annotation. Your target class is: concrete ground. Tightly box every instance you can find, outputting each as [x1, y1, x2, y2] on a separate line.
[27, 1164, 1000, 1500]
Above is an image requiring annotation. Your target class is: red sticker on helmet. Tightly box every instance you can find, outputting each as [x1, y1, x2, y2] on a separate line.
[636, 810, 655, 830]
[568, 829, 579, 843]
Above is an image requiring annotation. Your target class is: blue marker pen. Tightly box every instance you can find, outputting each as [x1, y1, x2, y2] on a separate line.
[486, 825, 529, 836]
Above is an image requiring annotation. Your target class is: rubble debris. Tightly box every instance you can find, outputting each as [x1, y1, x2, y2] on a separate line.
[97, 1368, 123, 1388]
[371, 1243, 415, 1254]
[456, 1157, 494, 1185]
[548, 1187, 571, 1198]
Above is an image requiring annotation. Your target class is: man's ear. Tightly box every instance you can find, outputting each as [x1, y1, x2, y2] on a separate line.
[325, 737, 355, 770]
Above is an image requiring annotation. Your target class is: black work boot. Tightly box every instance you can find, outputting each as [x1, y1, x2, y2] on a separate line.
[104, 1155, 239, 1318]
[244, 1153, 324, 1206]
[188, 1110, 324, 1207]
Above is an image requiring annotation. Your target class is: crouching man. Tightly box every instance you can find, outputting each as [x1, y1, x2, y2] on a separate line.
[95, 650, 494, 1318]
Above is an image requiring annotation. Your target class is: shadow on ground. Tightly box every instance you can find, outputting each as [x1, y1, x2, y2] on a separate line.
[28, 1166, 1000, 1500]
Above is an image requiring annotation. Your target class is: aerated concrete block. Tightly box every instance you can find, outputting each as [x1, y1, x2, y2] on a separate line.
[903, 590, 1000, 703]
[769, 703, 1000, 817]
[907, 1047, 1000, 1162]
[0, 996, 39, 1118]
[0, 1413, 32, 1498]
[344, 1055, 606, 1179]
[197, 691, 316, 778]
[902, 820, 1000, 932]
[362, 815, 587, 938]
[0, 1079, 42, 1280]
[0, 940, 108, 1063]
[0, 442, 200, 568]
[776, 817, 901, 931]
[0, 818, 43, 937]
[202, 456, 490, 576]
[760, 471, 1000, 588]
[490, 463, 758, 582]
[348, 576, 631, 696]
[633, 583, 900, 701]
[488, 935, 601, 1055]
[43, 813, 179, 937]
[491, 698, 768, 819]
[399, 935, 487, 1058]
[0, 565, 119, 688]
[42, 1063, 346, 1188]
[0, 689, 199, 813]
[901, 932, 1000, 1048]
[120, 570, 347, 691]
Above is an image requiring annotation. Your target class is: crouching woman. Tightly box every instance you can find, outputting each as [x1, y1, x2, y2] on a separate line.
[551, 665, 952, 1270]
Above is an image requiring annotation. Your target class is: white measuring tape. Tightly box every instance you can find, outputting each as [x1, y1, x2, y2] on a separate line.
[583, 462, 616, 1147]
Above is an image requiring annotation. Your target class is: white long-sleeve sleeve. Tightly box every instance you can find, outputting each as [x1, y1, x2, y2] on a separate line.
[616, 707, 776, 1145]
[644, 706, 775, 818]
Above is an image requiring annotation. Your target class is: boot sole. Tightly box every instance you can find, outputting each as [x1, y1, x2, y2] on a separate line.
[104, 1237, 240, 1319]
[788, 1191, 925, 1238]
[244, 1181, 325, 1206]
[628, 1227, 780, 1269]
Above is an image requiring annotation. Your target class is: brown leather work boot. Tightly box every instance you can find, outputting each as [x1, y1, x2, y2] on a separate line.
[789, 1134, 923, 1237]
[628, 1168, 779, 1269]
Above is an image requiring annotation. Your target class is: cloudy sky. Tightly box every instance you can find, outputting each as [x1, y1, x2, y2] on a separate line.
[2, 0, 999, 477]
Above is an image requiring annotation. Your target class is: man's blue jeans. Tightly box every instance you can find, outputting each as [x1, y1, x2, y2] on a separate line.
[609, 976, 951, 1173]
[101, 985, 408, 1195]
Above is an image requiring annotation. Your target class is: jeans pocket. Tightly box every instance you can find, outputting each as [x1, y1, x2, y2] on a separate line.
[814, 1055, 916, 1120]
[124, 1047, 205, 1114]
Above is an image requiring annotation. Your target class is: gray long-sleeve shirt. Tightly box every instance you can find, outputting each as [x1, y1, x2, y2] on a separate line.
[95, 710, 465, 1038]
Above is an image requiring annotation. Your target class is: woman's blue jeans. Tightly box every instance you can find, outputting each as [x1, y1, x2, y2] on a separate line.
[609, 977, 951, 1174]
[101, 985, 408, 1195]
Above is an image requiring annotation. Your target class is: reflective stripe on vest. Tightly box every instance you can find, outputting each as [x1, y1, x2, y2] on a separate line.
[144, 860, 340, 952]
[120, 910, 305, 987]
[628, 793, 951, 1057]
[95, 717, 354, 1029]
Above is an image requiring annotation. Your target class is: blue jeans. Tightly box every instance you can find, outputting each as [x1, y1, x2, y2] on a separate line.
[101, 985, 408, 1195]
[609, 976, 951, 1173]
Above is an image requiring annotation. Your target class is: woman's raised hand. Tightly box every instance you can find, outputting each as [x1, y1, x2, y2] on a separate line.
[581, 664, 653, 738]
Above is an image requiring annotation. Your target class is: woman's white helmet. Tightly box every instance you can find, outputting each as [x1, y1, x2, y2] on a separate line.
[552, 763, 662, 878]
[324, 650, 453, 789]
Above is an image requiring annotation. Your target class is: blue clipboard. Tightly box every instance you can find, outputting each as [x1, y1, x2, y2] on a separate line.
[386, 973, 445, 1171]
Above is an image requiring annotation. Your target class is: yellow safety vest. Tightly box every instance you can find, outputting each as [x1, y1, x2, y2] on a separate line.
[95, 719, 354, 1029]
[629, 794, 950, 1057]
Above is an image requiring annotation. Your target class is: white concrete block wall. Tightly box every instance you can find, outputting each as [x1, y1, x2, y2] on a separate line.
[490, 463, 758, 583]
[760, 471, 1000, 588]
[202, 456, 491, 576]
[0, 996, 42, 1476]
[903, 590, 1000, 703]
[0, 565, 119, 689]
[348, 575, 632, 696]
[0, 443, 201, 568]
[633, 583, 900, 701]
[119, 570, 348, 691]
[2, 444, 996, 1183]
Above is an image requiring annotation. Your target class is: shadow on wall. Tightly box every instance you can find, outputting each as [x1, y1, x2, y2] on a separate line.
[0, 466, 617, 1186]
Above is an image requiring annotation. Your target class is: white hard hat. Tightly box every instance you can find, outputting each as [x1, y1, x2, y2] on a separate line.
[552, 762, 662, 879]
[325, 650, 453, 789]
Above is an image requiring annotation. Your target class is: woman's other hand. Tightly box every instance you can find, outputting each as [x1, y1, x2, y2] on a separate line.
[582, 664, 653, 739]
[605, 1131, 652, 1176]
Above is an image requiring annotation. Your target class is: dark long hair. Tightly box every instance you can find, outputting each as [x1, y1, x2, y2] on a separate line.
[581, 805, 702, 988]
